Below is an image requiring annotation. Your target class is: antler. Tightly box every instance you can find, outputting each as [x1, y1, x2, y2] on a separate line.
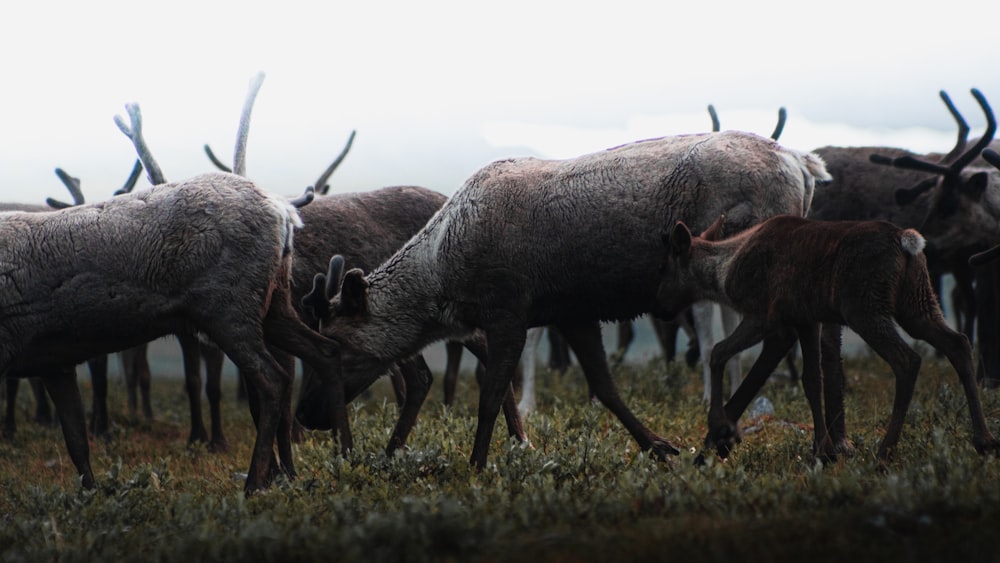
[203, 144, 233, 173]
[232, 71, 266, 177]
[939, 90, 971, 162]
[707, 104, 720, 132]
[113, 160, 145, 196]
[871, 88, 996, 206]
[45, 168, 85, 209]
[313, 130, 356, 195]
[770, 107, 787, 141]
[115, 103, 167, 186]
[288, 186, 315, 208]
[46, 159, 145, 208]
[706, 104, 786, 140]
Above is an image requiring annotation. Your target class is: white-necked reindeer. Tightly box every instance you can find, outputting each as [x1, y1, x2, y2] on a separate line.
[297, 129, 830, 468]
[658, 214, 999, 463]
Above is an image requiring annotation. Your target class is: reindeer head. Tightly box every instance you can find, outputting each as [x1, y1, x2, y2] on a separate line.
[870, 88, 997, 248]
[656, 215, 727, 317]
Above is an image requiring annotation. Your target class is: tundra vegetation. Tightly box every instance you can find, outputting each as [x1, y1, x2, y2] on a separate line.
[1, 355, 998, 562]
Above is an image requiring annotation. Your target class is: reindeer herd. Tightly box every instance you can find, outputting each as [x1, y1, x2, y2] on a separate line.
[2, 75, 1000, 495]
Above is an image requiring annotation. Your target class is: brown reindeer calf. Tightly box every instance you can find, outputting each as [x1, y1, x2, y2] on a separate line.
[657, 214, 999, 463]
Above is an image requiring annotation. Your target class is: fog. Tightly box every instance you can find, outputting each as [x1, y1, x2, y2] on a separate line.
[1, 0, 996, 372]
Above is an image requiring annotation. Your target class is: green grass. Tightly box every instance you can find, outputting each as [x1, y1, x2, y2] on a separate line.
[2, 351, 1000, 562]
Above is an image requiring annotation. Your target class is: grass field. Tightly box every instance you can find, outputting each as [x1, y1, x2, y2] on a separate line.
[2, 348, 1000, 562]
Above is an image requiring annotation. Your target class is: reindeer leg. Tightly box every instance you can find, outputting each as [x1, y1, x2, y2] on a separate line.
[517, 327, 544, 417]
[442, 340, 463, 406]
[850, 318, 922, 465]
[262, 288, 344, 459]
[87, 355, 109, 438]
[463, 334, 527, 444]
[820, 324, 852, 456]
[795, 323, 836, 462]
[468, 317, 526, 469]
[558, 321, 679, 461]
[202, 343, 229, 452]
[176, 332, 210, 447]
[385, 355, 433, 453]
[41, 367, 95, 489]
[701, 316, 771, 461]
[900, 313, 1000, 456]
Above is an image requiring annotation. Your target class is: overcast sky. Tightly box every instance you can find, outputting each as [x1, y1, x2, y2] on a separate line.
[1, 0, 998, 204]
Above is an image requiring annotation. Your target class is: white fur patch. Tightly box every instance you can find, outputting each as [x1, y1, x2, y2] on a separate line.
[899, 229, 926, 256]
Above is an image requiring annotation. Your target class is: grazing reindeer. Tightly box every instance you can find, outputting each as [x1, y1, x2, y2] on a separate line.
[202, 86, 516, 452]
[298, 129, 830, 468]
[0, 94, 340, 494]
[658, 214, 1000, 463]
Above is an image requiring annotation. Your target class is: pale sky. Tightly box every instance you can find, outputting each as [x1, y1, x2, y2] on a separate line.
[1, 0, 998, 204]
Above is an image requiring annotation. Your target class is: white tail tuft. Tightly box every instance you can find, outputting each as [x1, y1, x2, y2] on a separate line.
[899, 229, 926, 256]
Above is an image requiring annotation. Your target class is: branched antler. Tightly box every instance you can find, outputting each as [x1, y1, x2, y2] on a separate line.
[115, 103, 167, 186]
[870, 88, 996, 206]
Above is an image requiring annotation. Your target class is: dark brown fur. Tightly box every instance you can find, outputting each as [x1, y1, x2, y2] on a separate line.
[659, 215, 999, 463]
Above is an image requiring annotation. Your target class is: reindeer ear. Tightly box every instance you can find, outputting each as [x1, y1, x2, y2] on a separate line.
[339, 268, 370, 316]
[959, 172, 990, 199]
[665, 222, 693, 256]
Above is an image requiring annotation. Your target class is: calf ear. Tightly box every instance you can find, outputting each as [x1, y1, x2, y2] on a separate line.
[340, 268, 370, 316]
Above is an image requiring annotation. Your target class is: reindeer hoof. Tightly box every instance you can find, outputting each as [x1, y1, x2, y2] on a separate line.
[834, 439, 856, 458]
[648, 439, 681, 461]
[974, 437, 1000, 456]
[706, 420, 741, 459]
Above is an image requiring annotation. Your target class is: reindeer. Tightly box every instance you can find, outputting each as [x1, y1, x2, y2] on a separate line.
[297, 129, 830, 468]
[658, 214, 999, 464]
[870, 89, 1000, 386]
[1, 164, 142, 438]
[200, 81, 523, 452]
[0, 89, 341, 493]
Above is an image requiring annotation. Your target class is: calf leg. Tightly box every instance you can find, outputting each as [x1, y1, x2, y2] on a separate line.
[820, 324, 852, 455]
[558, 321, 679, 460]
[850, 318, 922, 463]
[900, 314, 1000, 455]
[702, 316, 772, 459]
